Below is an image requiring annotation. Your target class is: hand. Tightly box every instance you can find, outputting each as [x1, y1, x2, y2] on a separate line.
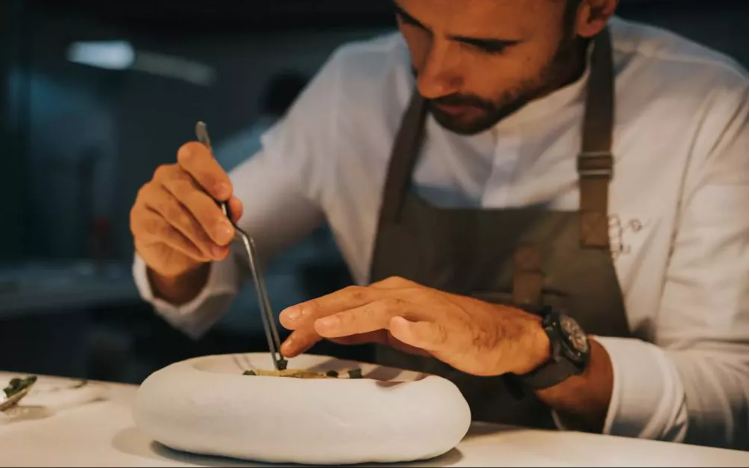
[279, 276, 551, 376]
[130, 142, 244, 279]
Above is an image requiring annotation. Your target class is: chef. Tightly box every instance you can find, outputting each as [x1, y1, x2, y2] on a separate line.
[129, 0, 748, 448]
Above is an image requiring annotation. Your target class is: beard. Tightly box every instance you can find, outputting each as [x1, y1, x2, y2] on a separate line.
[423, 34, 588, 136]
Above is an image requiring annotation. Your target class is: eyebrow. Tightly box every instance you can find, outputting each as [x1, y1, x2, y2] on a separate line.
[392, 2, 521, 49]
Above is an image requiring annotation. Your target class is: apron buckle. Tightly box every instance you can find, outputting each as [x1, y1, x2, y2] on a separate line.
[577, 151, 613, 179]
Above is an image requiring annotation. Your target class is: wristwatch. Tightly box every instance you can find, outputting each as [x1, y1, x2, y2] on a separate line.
[517, 306, 590, 390]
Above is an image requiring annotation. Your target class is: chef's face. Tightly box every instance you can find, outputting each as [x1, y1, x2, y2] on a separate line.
[395, 0, 583, 135]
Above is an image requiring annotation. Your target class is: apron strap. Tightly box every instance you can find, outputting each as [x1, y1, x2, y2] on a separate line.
[512, 244, 544, 310]
[378, 91, 428, 224]
[578, 28, 615, 249]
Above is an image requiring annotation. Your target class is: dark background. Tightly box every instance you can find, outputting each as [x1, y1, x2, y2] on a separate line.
[0, 0, 747, 384]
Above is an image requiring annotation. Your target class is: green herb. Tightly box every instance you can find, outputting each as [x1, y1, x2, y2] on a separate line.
[347, 368, 362, 379]
[243, 370, 257, 376]
[325, 370, 339, 378]
[3, 376, 37, 398]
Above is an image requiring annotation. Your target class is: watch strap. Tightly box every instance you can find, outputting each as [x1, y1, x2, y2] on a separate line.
[517, 354, 583, 390]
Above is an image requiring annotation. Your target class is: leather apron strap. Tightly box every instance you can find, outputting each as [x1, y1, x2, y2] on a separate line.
[377, 91, 428, 225]
[513, 29, 615, 307]
[578, 29, 615, 249]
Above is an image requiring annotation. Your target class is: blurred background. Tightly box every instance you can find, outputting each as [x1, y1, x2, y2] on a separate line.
[0, 0, 747, 384]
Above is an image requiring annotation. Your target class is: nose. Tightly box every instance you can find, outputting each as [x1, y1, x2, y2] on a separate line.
[416, 41, 463, 100]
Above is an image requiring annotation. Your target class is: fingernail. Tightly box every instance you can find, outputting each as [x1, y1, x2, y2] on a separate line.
[215, 221, 234, 240]
[316, 316, 339, 330]
[177, 145, 192, 160]
[282, 336, 294, 351]
[211, 245, 225, 258]
[284, 307, 301, 321]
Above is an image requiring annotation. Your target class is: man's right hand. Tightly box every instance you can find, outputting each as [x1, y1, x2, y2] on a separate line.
[130, 141, 243, 303]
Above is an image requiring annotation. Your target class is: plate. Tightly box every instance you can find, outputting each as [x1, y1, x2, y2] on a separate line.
[134, 353, 471, 464]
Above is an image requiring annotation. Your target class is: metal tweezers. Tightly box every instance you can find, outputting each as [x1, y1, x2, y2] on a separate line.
[195, 121, 288, 371]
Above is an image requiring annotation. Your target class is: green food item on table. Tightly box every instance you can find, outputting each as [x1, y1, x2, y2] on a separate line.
[241, 368, 363, 379]
[3, 376, 37, 398]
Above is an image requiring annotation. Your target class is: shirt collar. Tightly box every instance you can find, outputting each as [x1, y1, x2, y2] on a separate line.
[491, 40, 595, 131]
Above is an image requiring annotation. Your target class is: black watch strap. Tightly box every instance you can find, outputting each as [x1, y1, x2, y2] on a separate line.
[517, 355, 583, 390]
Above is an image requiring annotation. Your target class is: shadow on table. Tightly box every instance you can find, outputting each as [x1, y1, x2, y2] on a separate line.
[112, 426, 468, 466]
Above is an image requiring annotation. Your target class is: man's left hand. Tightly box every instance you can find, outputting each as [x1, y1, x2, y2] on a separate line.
[279, 276, 551, 377]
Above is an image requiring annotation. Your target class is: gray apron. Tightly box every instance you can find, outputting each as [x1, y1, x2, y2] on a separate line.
[369, 29, 631, 428]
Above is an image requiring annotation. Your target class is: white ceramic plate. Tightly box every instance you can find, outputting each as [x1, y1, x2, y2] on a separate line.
[134, 353, 471, 464]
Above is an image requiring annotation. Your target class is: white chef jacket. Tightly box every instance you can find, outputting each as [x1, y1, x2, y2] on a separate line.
[133, 17, 748, 448]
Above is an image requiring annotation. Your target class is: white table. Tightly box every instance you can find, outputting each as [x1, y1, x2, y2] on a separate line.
[0, 372, 746, 467]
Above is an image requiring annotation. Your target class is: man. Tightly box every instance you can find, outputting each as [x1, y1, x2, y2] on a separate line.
[130, 0, 748, 448]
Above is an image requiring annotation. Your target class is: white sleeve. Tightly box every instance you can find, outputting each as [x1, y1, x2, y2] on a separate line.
[132, 251, 240, 339]
[132, 47, 349, 337]
[593, 79, 749, 448]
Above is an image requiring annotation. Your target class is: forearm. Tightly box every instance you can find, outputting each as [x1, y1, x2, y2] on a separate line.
[148, 264, 211, 305]
[534, 337, 613, 432]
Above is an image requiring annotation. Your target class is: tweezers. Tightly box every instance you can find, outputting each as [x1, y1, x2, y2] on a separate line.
[195, 121, 288, 371]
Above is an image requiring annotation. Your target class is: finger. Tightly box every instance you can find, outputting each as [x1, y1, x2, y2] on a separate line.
[370, 276, 418, 290]
[281, 329, 321, 358]
[228, 196, 243, 223]
[160, 173, 235, 246]
[383, 332, 434, 357]
[329, 329, 431, 357]
[177, 141, 233, 201]
[313, 298, 409, 338]
[279, 285, 378, 328]
[388, 316, 447, 352]
[135, 209, 208, 262]
[329, 331, 388, 346]
[143, 184, 228, 260]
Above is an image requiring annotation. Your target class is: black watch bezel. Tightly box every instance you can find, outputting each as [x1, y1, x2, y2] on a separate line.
[517, 305, 590, 390]
[543, 307, 589, 369]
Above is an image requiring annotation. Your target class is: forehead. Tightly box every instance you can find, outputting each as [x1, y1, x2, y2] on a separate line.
[395, 0, 566, 38]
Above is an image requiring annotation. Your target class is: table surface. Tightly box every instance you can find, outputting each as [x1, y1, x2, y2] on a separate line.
[0, 372, 747, 467]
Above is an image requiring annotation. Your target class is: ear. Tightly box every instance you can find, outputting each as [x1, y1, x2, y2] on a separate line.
[574, 0, 619, 38]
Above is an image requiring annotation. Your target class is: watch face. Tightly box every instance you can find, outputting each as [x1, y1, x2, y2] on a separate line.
[560, 314, 589, 354]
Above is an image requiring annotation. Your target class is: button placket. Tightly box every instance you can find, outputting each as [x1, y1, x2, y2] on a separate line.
[482, 130, 522, 206]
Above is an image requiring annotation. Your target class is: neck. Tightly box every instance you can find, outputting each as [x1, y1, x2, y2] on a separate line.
[534, 36, 591, 102]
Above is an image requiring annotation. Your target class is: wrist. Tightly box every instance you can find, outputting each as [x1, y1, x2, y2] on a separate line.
[509, 311, 551, 375]
[148, 263, 210, 305]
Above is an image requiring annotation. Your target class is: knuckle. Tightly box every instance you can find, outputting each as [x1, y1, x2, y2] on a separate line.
[177, 141, 205, 165]
[304, 300, 321, 315]
[344, 285, 367, 302]
[379, 298, 406, 314]
[385, 276, 408, 286]
[153, 164, 174, 181]
[177, 212, 197, 233]
[170, 179, 195, 199]
[158, 223, 175, 240]
[141, 216, 160, 238]
[164, 203, 184, 224]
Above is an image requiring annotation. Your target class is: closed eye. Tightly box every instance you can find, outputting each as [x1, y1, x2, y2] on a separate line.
[458, 38, 518, 55]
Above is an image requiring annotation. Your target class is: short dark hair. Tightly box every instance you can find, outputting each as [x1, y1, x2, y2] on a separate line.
[563, 0, 582, 35]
